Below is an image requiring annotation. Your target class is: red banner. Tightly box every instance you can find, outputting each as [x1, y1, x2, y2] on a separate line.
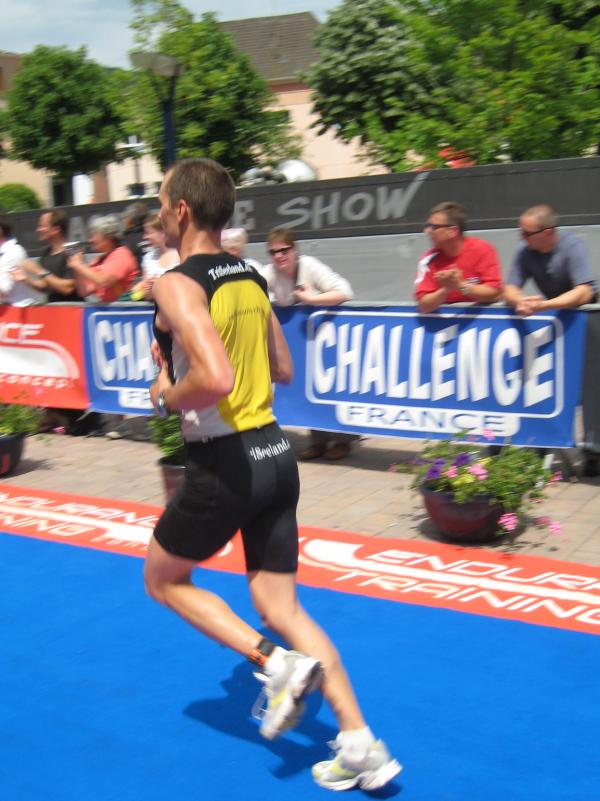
[1, 484, 599, 637]
[0, 305, 88, 409]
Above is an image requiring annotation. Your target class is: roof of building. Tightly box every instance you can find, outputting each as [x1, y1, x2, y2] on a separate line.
[221, 12, 319, 83]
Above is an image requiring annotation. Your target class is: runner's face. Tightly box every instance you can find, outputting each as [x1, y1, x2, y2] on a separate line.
[159, 178, 179, 250]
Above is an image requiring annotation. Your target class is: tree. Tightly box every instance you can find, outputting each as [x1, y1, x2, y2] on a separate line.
[307, 0, 600, 171]
[0, 183, 41, 212]
[5, 46, 125, 197]
[128, 0, 300, 177]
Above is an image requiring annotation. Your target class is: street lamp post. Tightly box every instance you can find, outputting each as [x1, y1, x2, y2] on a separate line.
[129, 51, 185, 169]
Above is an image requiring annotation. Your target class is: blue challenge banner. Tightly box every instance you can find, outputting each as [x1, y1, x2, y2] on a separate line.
[274, 305, 587, 447]
[83, 306, 155, 414]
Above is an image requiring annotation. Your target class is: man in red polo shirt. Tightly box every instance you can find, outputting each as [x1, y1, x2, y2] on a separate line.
[414, 201, 502, 312]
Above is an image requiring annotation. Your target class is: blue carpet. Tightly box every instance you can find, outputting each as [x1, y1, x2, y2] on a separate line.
[1, 532, 599, 801]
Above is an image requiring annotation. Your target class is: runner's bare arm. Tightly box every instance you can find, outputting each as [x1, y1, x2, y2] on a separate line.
[152, 272, 235, 411]
[267, 311, 293, 385]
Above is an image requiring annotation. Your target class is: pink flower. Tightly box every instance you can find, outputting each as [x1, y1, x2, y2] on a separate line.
[548, 520, 562, 535]
[52, 426, 66, 435]
[446, 466, 458, 478]
[536, 516, 550, 526]
[499, 513, 518, 532]
[468, 464, 488, 480]
[549, 471, 562, 484]
[481, 428, 495, 441]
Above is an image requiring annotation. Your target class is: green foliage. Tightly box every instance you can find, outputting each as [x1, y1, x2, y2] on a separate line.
[401, 432, 558, 534]
[148, 413, 185, 463]
[0, 183, 41, 212]
[307, 0, 600, 170]
[6, 46, 125, 177]
[128, 1, 300, 176]
[0, 404, 43, 436]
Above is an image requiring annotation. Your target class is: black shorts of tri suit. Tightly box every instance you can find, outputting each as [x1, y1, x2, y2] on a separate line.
[153, 422, 300, 572]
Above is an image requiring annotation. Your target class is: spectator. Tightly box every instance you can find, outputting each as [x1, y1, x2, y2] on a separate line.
[262, 226, 358, 461]
[503, 204, 597, 315]
[0, 216, 43, 306]
[15, 209, 78, 302]
[69, 215, 138, 302]
[221, 227, 263, 271]
[504, 204, 599, 477]
[414, 201, 502, 313]
[130, 213, 179, 301]
[121, 201, 148, 272]
[261, 227, 354, 307]
[14, 209, 85, 434]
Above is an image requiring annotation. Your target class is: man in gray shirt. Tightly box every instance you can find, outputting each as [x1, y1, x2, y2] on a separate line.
[504, 204, 597, 314]
[505, 204, 598, 475]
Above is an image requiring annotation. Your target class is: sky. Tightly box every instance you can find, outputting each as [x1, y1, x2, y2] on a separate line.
[2, 1, 340, 69]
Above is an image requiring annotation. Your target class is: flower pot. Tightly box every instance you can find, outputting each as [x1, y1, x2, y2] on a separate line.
[420, 486, 504, 543]
[0, 433, 25, 477]
[158, 456, 186, 502]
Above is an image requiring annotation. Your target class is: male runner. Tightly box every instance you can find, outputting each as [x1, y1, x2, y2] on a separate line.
[145, 158, 400, 791]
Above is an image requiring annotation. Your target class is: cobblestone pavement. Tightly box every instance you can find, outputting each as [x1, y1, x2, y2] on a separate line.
[2, 426, 600, 567]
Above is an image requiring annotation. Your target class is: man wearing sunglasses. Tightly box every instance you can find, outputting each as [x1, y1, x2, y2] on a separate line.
[505, 205, 598, 476]
[503, 205, 596, 316]
[414, 201, 502, 313]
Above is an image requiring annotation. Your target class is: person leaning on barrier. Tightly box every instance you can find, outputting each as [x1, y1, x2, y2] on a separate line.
[503, 204, 597, 316]
[0, 216, 43, 306]
[68, 215, 138, 303]
[261, 227, 358, 461]
[414, 201, 503, 313]
[504, 205, 599, 477]
[15, 209, 79, 302]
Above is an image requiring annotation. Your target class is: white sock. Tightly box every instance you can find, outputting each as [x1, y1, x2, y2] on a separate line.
[337, 726, 376, 757]
[263, 645, 288, 677]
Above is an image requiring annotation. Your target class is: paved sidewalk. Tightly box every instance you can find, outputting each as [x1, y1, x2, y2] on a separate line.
[2, 428, 600, 567]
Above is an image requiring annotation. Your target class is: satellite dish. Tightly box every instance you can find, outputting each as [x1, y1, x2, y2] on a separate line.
[277, 159, 317, 182]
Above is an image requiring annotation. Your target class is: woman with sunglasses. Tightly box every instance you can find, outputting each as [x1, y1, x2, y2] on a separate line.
[262, 227, 358, 460]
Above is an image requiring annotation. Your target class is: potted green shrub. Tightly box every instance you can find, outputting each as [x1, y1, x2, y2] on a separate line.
[0, 403, 43, 476]
[396, 430, 561, 543]
[148, 413, 186, 501]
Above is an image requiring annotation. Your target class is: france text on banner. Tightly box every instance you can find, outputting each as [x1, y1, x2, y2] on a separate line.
[274, 305, 587, 447]
[0, 484, 599, 637]
[0, 305, 88, 409]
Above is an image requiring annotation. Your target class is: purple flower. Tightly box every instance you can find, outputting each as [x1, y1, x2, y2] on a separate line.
[454, 452, 470, 467]
[425, 465, 442, 481]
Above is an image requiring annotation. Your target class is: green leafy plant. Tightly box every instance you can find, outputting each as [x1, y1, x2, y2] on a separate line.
[398, 430, 561, 535]
[148, 413, 185, 464]
[0, 183, 41, 212]
[0, 403, 43, 436]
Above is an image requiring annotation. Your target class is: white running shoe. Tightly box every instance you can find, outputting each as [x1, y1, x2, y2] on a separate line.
[312, 738, 402, 791]
[252, 650, 323, 740]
